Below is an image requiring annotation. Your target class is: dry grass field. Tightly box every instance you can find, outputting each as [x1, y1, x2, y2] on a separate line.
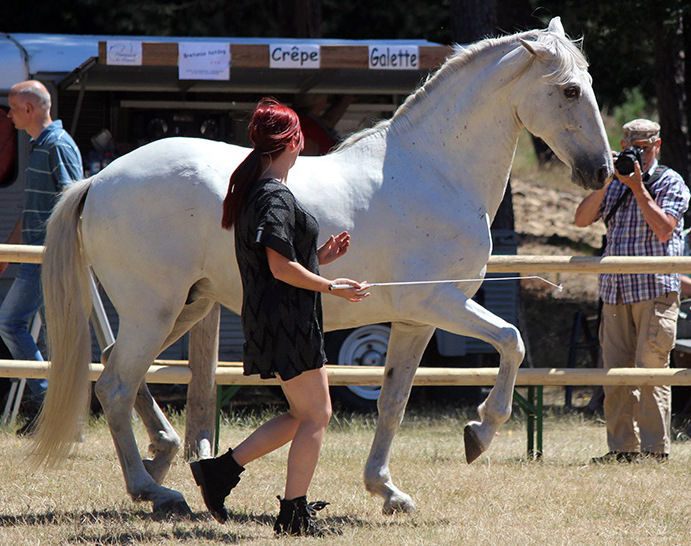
[1, 402, 691, 545]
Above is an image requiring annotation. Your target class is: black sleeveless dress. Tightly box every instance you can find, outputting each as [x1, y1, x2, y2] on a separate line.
[234, 178, 327, 381]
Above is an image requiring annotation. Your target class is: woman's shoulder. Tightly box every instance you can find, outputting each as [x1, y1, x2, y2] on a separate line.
[254, 179, 295, 201]
[244, 180, 296, 220]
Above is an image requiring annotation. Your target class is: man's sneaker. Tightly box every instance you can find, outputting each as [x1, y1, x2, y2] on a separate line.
[640, 452, 669, 462]
[590, 451, 641, 464]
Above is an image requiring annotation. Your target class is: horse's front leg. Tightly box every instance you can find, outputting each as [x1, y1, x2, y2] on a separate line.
[365, 322, 435, 515]
[420, 288, 525, 463]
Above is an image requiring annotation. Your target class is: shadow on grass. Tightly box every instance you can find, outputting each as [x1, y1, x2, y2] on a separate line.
[0, 507, 419, 542]
[0, 509, 248, 543]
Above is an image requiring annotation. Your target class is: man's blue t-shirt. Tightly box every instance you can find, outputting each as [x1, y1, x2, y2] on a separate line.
[23, 120, 83, 245]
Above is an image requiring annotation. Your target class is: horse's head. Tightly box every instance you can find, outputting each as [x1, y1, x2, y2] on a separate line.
[513, 18, 612, 190]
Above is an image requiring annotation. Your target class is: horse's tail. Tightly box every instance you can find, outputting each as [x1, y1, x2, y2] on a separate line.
[29, 178, 93, 467]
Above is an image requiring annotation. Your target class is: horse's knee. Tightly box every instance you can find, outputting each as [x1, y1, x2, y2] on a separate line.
[497, 325, 525, 365]
[95, 374, 134, 412]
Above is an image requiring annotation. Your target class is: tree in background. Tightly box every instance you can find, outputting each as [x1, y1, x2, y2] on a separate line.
[449, 0, 540, 231]
[4, 0, 690, 180]
[537, 0, 690, 185]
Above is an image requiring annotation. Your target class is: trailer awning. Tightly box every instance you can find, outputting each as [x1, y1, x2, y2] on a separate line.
[58, 40, 453, 95]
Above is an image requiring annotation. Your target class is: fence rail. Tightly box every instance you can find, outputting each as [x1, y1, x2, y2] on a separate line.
[5, 244, 691, 273]
[3, 360, 691, 387]
[4, 243, 691, 459]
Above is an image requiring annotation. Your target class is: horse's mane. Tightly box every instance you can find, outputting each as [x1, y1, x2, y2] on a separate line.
[336, 28, 589, 151]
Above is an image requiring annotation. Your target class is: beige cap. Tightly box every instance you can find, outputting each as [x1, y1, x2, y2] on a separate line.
[622, 119, 660, 143]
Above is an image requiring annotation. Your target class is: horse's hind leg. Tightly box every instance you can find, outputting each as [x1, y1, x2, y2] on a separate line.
[364, 322, 435, 515]
[102, 343, 179, 485]
[123, 298, 215, 483]
[135, 382, 181, 484]
[95, 317, 191, 516]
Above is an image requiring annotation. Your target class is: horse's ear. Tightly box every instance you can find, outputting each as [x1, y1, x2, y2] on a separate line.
[547, 17, 565, 36]
[519, 38, 549, 60]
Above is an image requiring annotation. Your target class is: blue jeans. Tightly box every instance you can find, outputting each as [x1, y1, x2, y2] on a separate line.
[0, 263, 47, 399]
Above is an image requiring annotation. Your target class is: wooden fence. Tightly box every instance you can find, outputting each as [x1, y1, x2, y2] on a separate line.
[3, 244, 691, 459]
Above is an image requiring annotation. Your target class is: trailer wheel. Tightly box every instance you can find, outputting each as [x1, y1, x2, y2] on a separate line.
[325, 324, 391, 412]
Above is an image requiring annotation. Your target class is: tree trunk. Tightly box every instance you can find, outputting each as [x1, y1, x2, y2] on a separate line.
[653, 11, 690, 183]
[683, 9, 691, 187]
[277, 0, 322, 38]
[450, 0, 519, 231]
[496, 0, 533, 33]
[450, 0, 497, 42]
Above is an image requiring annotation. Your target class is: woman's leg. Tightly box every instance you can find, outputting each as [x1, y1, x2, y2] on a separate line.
[232, 367, 331, 481]
[231, 412, 299, 466]
[191, 367, 331, 524]
[279, 367, 332, 499]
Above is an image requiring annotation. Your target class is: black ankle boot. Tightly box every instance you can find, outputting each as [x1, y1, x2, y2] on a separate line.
[190, 448, 244, 523]
[273, 495, 332, 537]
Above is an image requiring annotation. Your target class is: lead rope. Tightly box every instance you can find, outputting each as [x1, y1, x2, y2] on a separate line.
[330, 275, 563, 292]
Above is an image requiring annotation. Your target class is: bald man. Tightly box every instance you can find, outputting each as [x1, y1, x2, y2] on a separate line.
[1, 80, 82, 412]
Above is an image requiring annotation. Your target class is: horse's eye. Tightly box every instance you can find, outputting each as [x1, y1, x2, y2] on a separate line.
[563, 85, 580, 99]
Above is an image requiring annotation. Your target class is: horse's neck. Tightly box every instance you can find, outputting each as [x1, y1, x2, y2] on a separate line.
[382, 44, 526, 220]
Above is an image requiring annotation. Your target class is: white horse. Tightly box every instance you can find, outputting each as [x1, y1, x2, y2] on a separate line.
[33, 18, 611, 516]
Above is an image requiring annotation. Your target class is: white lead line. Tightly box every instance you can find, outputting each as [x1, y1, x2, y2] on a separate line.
[330, 276, 564, 292]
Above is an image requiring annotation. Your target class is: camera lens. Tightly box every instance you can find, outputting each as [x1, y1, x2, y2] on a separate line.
[615, 153, 635, 175]
[615, 146, 642, 176]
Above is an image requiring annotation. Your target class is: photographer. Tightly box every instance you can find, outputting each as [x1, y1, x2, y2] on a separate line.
[575, 119, 690, 463]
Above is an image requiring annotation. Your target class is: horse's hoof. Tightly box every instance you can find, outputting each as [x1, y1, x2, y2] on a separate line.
[382, 493, 417, 515]
[153, 499, 192, 519]
[464, 424, 485, 464]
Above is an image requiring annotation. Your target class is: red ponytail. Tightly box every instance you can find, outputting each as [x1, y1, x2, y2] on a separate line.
[222, 98, 303, 230]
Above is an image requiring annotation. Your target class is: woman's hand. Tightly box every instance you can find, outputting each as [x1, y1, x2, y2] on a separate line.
[328, 278, 370, 302]
[318, 231, 350, 265]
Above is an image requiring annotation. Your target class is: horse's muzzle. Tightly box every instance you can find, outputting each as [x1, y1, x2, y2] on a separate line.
[572, 158, 613, 190]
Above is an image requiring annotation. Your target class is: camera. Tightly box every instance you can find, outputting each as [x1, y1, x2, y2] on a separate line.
[614, 146, 643, 176]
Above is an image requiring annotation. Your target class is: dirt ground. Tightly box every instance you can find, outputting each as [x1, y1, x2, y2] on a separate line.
[511, 178, 603, 371]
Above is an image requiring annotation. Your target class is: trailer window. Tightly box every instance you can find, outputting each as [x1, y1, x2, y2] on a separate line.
[0, 106, 18, 188]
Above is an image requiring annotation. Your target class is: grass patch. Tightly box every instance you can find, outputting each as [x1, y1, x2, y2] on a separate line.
[1, 408, 690, 544]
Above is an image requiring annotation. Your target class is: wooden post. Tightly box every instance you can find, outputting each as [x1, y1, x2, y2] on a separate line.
[184, 303, 220, 460]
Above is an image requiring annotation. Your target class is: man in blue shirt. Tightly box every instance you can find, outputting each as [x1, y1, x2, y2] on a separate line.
[0, 80, 83, 407]
[575, 119, 690, 463]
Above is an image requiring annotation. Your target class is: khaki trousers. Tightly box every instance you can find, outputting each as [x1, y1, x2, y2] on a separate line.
[599, 291, 678, 454]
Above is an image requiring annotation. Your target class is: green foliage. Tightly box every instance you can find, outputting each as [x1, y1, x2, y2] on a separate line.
[3, 0, 687, 115]
[612, 87, 656, 128]
[5, 0, 452, 41]
[532, 0, 689, 110]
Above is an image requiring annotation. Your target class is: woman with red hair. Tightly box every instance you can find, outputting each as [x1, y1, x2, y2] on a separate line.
[191, 98, 368, 536]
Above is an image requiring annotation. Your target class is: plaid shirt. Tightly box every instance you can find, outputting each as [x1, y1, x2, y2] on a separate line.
[597, 161, 690, 304]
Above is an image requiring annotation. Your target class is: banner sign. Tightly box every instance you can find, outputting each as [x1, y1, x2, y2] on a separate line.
[178, 42, 230, 80]
[106, 41, 142, 66]
[368, 45, 419, 70]
[269, 44, 321, 69]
